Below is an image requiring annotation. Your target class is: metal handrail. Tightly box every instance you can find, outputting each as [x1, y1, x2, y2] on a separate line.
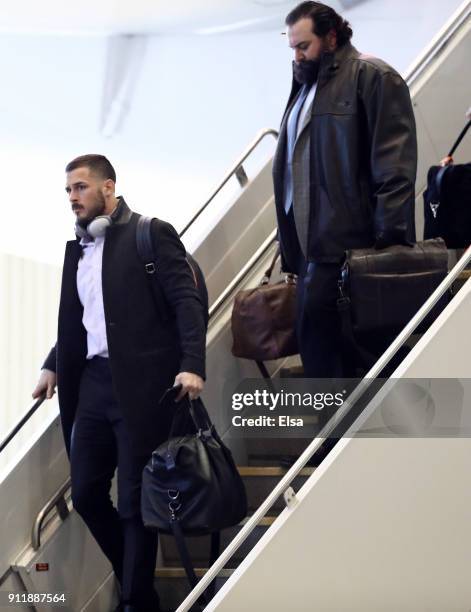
[179, 128, 278, 238]
[176, 247, 471, 611]
[32, 478, 71, 550]
[208, 229, 278, 321]
[404, 0, 470, 86]
[0, 396, 46, 454]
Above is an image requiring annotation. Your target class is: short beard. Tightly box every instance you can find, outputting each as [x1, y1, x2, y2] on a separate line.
[76, 190, 107, 228]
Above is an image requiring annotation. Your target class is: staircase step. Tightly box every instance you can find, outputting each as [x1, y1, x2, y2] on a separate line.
[246, 436, 313, 465]
[157, 465, 315, 607]
[239, 466, 314, 511]
[159, 516, 277, 567]
[156, 567, 234, 578]
[154, 569, 231, 611]
[279, 365, 305, 377]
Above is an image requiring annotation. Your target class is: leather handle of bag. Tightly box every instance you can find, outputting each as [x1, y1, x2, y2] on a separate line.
[188, 397, 213, 434]
[166, 399, 191, 441]
[261, 246, 281, 282]
[448, 119, 471, 157]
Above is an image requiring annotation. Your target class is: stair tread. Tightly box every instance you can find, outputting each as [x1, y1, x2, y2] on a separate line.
[237, 466, 314, 477]
[156, 567, 234, 578]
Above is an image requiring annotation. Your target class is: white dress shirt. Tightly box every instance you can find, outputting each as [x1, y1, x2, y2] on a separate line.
[77, 236, 109, 359]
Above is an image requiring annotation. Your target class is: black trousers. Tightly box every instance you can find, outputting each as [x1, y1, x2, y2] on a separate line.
[296, 260, 345, 378]
[282, 208, 344, 379]
[70, 357, 159, 611]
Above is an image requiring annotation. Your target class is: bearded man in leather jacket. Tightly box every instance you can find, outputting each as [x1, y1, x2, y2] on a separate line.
[273, 1, 417, 377]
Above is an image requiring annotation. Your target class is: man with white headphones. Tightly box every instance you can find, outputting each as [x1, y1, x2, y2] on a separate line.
[33, 154, 206, 612]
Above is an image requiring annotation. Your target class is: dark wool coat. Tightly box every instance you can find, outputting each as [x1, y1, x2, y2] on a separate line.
[43, 198, 206, 458]
[272, 42, 418, 271]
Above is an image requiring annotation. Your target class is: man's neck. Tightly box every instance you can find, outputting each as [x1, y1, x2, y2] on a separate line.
[104, 196, 120, 217]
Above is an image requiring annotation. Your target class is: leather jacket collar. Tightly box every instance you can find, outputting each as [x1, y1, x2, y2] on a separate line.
[318, 42, 359, 81]
[113, 196, 133, 225]
[287, 42, 359, 105]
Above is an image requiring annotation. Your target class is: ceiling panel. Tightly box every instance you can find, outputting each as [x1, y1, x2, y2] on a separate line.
[0, 0, 288, 34]
[0, 0, 351, 35]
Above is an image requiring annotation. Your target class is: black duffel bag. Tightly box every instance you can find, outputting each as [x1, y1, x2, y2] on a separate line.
[141, 389, 247, 596]
[423, 120, 471, 248]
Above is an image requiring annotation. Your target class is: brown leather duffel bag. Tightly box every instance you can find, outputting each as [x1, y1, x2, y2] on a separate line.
[231, 248, 298, 361]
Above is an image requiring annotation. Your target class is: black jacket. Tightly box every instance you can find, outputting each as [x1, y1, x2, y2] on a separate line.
[273, 42, 417, 270]
[43, 199, 206, 457]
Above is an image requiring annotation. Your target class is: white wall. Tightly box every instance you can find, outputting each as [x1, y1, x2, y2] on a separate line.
[0, 253, 60, 456]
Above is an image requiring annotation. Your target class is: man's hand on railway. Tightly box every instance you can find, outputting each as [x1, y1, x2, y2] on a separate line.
[32, 369, 57, 400]
[174, 372, 204, 401]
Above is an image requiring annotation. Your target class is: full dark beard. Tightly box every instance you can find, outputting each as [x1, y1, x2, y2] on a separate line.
[293, 58, 320, 86]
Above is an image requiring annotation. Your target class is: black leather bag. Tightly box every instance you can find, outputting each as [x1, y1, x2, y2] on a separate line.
[141, 390, 247, 599]
[423, 120, 471, 248]
[142, 394, 247, 535]
[338, 239, 448, 335]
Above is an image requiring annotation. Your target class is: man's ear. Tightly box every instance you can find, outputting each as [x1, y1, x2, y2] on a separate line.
[103, 178, 115, 196]
[326, 29, 337, 51]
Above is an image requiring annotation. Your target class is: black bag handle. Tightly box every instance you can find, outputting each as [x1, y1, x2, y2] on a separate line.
[260, 246, 296, 287]
[159, 390, 215, 466]
[448, 119, 471, 157]
[434, 120, 471, 199]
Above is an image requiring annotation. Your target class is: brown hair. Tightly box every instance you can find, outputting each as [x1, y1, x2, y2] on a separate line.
[285, 2, 353, 47]
[65, 154, 116, 182]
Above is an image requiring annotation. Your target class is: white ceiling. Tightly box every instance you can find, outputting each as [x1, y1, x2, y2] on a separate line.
[0, 0, 362, 35]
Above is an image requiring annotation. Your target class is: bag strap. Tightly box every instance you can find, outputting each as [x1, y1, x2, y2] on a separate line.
[170, 518, 209, 608]
[136, 215, 155, 264]
[169, 498, 220, 605]
[136, 215, 170, 321]
[448, 119, 471, 157]
[206, 532, 220, 600]
[261, 246, 281, 283]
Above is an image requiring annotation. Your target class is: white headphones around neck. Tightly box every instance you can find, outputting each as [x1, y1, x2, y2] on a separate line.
[74, 201, 121, 239]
